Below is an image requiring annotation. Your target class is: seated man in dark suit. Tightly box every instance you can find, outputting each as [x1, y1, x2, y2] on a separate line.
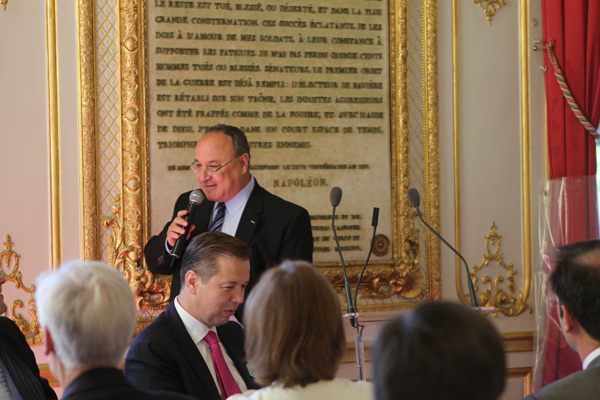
[144, 124, 313, 315]
[372, 301, 506, 400]
[125, 232, 259, 399]
[525, 239, 600, 400]
[35, 261, 194, 400]
[0, 269, 57, 400]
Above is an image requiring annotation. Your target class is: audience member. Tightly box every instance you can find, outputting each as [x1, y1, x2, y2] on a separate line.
[35, 261, 193, 400]
[144, 124, 313, 314]
[125, 231, 259, 399]
[525, 239, 600, 399]
[373, 301, 505, 400]
[228, 260, 373, 400]
[0, 269, 57, 399]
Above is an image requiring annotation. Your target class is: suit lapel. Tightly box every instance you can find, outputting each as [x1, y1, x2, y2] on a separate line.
[193, 199, 214, 234]
[165, 304, 221, 399]
[217, 325, 258, 389]
[235, 183, 263, 244]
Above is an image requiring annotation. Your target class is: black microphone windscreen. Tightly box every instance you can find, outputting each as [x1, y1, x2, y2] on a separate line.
[407, 188, 421, 207]
[330, 186, 342, 207]
[372, 208, 380, 227]
[189, 189, 205, 205]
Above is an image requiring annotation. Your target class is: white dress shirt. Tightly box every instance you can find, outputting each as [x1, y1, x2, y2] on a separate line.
[174, 297, 247, 395]
[213, 175, 255, 236]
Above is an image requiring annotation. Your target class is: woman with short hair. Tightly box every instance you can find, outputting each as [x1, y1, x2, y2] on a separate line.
[228, 260, 373, 400]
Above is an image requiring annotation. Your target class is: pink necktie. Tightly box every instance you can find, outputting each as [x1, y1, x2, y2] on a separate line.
[203, 331, 242, 398]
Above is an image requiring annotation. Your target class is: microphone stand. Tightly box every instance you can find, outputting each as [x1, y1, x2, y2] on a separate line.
[332, 204, 356, 319]
[332, 205, 379, 381]
[413, 205, 479, 308]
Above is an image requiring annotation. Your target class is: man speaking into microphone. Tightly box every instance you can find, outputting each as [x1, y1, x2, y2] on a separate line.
[144, 124, 314, 314]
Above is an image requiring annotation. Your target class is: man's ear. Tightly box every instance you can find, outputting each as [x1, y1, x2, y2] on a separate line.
[184, 270, 200, 295]
[43, 327, 54, 356]
[559, 304, 576, 333]
[238, 153, 250, 174]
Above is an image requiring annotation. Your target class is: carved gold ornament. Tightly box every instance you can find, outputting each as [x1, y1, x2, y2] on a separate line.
[0, 235, 43, 345]
[473, 0, 507, 25]
[101, 196, 172, 313]
[325, 261, 425, 302]
[471, 223, 531, 316]
[1, 0, 6, 11]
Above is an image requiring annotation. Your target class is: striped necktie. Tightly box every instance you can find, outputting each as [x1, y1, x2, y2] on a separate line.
[209, 203, 226, 232]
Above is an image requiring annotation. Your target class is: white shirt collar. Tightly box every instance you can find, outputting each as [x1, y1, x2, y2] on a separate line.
[583, 347, 600, 369]
[222, 174, 255, 214]
[174, 296, 214, 344]
[215, 175, 255, 236]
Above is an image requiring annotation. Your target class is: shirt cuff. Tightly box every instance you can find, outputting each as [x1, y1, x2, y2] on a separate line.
[165, 238, 174, 255]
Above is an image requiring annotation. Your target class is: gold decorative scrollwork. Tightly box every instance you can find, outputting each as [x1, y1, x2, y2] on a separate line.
[101, 196, 171, 314]
[1, 0, 7, 11]
[324, 260, 425, 304]
[473, 0, 506, 25]
[0, 235, 43, 345]
[471, 222, 531, 316]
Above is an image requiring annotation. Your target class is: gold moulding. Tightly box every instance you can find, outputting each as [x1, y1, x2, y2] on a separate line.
[101, 196, 172, 312]
[0, 235, 43, 345]
[470, 222, 531, 317]
[324, 261, 425, 303]
[473, 0, 507, 25]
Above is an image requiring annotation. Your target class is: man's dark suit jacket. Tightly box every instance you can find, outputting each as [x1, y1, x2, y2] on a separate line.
[0, 316, 57, 400]
[144, 180, 314, 307]
[62, 367, 195, 400]
[524, 355, 600, 399]
[123, 302, 259, 399]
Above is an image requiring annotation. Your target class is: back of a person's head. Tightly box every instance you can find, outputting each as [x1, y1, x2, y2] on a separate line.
[36, 260, 137, 369]
[244, 260, 345, 387]
[551, 239, 600, 341]
[373, 301, 505, 400]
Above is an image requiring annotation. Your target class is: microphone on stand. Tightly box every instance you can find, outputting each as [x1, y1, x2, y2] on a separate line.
[407, 188, 479, 308]
[353, 207, 379, 311]
[330, 187, 356, 319]
[329, 187, 376, 382]
[171, 189, 205, 259]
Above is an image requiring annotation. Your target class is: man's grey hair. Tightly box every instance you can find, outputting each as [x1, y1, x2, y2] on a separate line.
[35, 261, 137, 369]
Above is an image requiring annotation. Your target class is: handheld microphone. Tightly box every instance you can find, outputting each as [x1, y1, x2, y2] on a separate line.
[329, 187, 355, 317]
[407, 188, 479, 308]
[172, 189, 205, 258]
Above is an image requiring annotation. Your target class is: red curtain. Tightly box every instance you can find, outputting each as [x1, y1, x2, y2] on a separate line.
[540, 0, 600, 389]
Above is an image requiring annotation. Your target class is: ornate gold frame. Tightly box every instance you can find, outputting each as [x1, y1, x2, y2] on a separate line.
[78, 0, 441, 319]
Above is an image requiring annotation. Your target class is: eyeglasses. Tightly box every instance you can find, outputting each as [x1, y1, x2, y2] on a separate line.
[190, 157, 235, 176]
